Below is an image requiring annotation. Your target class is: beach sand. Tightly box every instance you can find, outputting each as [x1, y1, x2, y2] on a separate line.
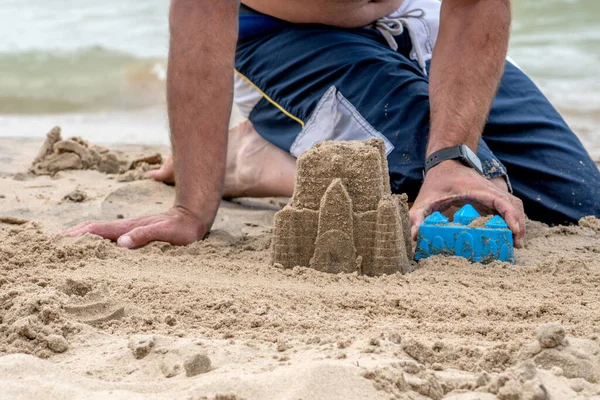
[2, 131, 600, 399]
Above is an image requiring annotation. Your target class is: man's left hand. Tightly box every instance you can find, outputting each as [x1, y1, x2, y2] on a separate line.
[409, 160, 526, 248]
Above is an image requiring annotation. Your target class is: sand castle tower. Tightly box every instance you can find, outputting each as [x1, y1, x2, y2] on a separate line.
[271, 138, 412, 276]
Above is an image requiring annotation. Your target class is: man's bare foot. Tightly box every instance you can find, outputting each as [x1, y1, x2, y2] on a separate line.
[147, 156, 175, 184]
[147, 120, 296, 198]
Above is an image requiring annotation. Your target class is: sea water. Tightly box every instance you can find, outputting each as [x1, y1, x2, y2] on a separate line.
[0, 0, 599, 153]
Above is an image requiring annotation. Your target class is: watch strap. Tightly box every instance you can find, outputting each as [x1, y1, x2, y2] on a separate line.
[424, 146, 463, 174]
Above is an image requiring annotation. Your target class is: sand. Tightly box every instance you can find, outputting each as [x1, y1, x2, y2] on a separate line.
[30, 126, 163, 181]
[2, 133, 600, 399]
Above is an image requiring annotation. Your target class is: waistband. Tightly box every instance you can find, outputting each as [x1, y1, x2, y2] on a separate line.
[239, 4, 287, 41]
[238, 0, 441, 72]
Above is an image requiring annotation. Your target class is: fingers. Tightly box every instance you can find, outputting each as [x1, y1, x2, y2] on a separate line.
[62, 221, 93, 236]
[474, 190, 526, 248]
[409, 194, 456, 240]
[508, 196, 526, 248]
[65, 218, 187, 249]
[490, 194, 520, 232]
[62, 216, 163, 242]
[118, 221, 177, 249]
[409, 188, 526, 248]
[62, 207, 206, 249]
[409, 203, 430, 241]
[63, 220, 130, 241]
[118, 225, 157, 249]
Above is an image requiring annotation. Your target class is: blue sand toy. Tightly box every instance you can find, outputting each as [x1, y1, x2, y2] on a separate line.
[414, 204, 514, 264]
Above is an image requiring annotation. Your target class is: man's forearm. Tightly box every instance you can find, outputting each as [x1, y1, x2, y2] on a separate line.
[427, 0, 511, 155]
[168, 0, 239, 229]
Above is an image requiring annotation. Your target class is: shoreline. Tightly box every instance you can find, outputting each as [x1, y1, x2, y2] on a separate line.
[0, 105, 246, 147]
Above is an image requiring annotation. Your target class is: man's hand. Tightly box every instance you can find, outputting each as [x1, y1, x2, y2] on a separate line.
[63, 206, 209, 249]
[410, 160, 525, 248]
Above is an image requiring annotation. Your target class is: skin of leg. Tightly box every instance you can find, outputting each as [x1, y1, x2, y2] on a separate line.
[223, 120, 296, 198]
[148, 120, 296, 198]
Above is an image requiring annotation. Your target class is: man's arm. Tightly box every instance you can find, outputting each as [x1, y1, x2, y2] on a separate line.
[65, 0, 239, 247]
[168, 0, 238, 239]
[410, 0, 526, 246]
[429, 0, 508, 152]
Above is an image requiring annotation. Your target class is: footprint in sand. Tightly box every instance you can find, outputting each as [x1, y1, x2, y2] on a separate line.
[63, 298, 125, 326]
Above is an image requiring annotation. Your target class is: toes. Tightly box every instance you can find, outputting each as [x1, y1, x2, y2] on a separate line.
[147, 155, 174, 183]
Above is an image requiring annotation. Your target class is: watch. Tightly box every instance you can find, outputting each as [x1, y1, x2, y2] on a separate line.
[424, 144, 484, 175]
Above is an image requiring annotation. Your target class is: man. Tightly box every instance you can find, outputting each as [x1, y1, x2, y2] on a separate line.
[66, 0, 600, 250]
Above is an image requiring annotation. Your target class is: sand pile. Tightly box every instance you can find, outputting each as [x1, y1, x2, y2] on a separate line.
[29, 126, 162, 181]
[1, 278, 75, 358]
[0, 223, 121, 358]
[2, 136, 600, 399]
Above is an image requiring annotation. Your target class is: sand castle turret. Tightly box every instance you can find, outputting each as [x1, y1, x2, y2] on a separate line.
[271, 138, 412, 276]
[369, 196, 410, 276]
[310, 179, 360, 273]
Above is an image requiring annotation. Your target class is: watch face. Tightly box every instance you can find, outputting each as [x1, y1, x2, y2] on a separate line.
[461, 145, 484, 174]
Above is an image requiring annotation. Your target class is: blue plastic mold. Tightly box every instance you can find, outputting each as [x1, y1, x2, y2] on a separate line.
[414, 204, 514, 264]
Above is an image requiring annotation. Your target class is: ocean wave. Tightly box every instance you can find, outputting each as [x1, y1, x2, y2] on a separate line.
[0, 46, 166, 114]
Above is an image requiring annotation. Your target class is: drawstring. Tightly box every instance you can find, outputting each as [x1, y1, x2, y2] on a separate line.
[373, 8, 428, 76]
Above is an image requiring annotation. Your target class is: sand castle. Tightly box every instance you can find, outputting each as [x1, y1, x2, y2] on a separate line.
[271, 138, 413, 276]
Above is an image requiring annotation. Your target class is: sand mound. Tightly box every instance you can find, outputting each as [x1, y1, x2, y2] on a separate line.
[0, 224, 123, 358]
[0, 282, 77, 358]
[272, 139, 412, 276]
[29, 126, 162, 180]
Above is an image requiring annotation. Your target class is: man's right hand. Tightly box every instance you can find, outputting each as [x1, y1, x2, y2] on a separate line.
[63, 205, 211, 249]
